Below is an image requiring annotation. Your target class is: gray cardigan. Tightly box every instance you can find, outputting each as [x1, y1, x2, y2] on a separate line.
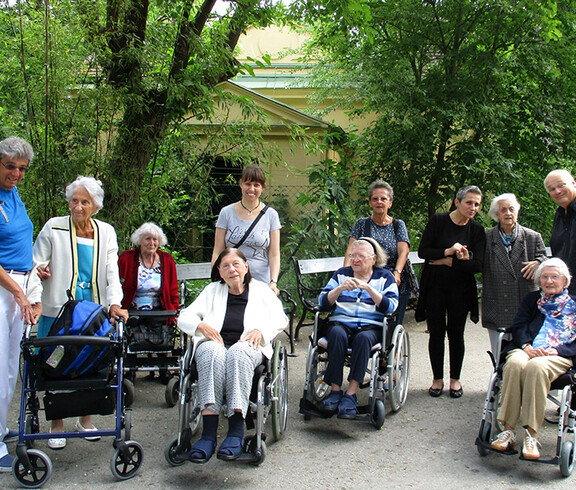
[481, 224, 546, 331]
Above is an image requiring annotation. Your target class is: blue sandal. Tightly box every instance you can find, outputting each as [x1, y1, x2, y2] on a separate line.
[217, 436, 244, 461]
[189, 438, 217, 464]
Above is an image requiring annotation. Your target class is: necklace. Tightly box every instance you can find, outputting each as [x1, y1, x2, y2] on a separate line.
[140, 253, 157, 269]
[240, 199, 261, 215]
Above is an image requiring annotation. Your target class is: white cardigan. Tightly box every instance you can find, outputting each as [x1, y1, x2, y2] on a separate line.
[178, 279, 288, 359]
[28, 216, 123, 317]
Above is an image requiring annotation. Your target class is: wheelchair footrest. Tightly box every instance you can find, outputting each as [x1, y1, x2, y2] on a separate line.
[299, 397, 371, 421]
[475, 437, 518, 456]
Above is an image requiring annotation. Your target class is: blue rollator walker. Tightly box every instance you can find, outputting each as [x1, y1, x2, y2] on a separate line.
[12, 310, 142, 488]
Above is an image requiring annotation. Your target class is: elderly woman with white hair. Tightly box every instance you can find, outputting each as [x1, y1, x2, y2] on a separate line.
[491, 258, 576, 460]
[482, 193, 547, 353]
[118, 222, 179, 313]
[317, 238, 399, 418]
[30, 175, 128, 449]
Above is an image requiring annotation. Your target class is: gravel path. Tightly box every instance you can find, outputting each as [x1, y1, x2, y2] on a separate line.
[4, 312, 575, 489]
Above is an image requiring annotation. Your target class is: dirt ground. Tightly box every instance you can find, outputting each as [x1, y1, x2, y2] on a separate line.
[3, 311, 576, 489]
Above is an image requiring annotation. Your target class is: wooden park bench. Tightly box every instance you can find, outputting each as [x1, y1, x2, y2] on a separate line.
[292, 252, 424, 340]
[175, 262, 298, 355]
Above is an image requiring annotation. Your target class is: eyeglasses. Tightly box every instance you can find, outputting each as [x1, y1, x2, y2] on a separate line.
[219, 261, 245, 271]
[542, 274, 563, 282]
[1, 161, 29, 173]
[348, 253, 375, 261]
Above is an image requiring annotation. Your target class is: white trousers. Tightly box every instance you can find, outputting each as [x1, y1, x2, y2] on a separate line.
[0, 273, 28, 458]
[195, 340, 263, 418]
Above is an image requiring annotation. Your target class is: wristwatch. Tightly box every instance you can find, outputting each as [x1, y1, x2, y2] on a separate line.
[394, 269, 402, 274]
[522, 343, 531, 350]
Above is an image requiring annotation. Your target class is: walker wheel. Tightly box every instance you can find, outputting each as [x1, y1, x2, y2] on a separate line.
[110, 441, 143, 480]
[12, 449, 52, 489]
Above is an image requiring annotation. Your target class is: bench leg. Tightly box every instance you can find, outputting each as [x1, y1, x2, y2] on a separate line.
[294, 310, 308, 341]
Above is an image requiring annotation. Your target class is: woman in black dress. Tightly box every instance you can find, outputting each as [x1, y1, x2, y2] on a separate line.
[416, 185, 486, 398]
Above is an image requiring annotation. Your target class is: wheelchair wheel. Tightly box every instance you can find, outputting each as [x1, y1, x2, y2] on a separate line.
[250, 440, 267, 466]
[123, 378, 135, 408]
[388, 325, 410, 412]
[164, 436, 188, 467]
[310, 351, 330, 402]
[371, 399, 386, 429]
[110, 441, 143, 480]
[165, 376, 179, 407]
[271, 343, 288, 441]
[477, 421, 492, 457]
[12, 449, 52, 489]
[188, 382, 202, 436]
[560, 439, 575, 477]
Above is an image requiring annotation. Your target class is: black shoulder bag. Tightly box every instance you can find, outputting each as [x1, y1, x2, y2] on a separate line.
[232, 205, 269, 248]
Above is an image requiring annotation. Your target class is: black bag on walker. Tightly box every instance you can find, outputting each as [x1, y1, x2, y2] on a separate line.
[42, 299, 117, 379]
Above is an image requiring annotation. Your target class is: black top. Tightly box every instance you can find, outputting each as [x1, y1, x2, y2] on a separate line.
[550, 199, 576, 294]
[416, 212, 486, 322]
[221, 286, 249, 347]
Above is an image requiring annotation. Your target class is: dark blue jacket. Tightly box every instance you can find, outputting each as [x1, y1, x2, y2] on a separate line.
[505, 290, 576, 363]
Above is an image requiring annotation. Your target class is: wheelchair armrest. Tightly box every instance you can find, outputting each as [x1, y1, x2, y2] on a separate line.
[128, 310, 178, 319]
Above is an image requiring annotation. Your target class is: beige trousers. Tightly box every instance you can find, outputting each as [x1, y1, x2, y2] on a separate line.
[498, 349, 573, 433]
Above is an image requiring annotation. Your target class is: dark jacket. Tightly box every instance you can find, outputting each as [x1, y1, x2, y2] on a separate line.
[550, 199, 576, 295]
[504, 290, 576, 364]
[482, 225, 546, 330]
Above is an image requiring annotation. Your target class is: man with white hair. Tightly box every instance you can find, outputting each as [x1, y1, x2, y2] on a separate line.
[544, 169, 576, 294]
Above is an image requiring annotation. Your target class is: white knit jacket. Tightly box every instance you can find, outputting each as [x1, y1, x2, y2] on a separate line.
[178, 279, 288, 359]
[28, 216, 123, 317]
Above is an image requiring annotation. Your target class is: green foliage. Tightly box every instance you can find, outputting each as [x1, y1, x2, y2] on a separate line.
[286, 0, 576, 241]
[0, 0, 283, 244]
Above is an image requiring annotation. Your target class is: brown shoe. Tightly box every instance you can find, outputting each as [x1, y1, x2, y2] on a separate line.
[522, 431, 541, 460]
[491, 429, 516, 451]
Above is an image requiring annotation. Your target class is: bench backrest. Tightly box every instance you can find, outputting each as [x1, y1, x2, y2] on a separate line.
[176, 262, 212, 282]
[295, 256, 345, 276]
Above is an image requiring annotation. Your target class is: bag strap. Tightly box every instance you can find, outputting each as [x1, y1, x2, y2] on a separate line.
[232, 205, 269, 249]
[363, 217, 371, 236]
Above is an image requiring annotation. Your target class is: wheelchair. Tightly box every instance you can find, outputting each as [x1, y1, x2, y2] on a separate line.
[475, 327, 576, 477]
[164, 338, 288, 466]
[299, 311, 410, 429]
[123, 310, 186, 408]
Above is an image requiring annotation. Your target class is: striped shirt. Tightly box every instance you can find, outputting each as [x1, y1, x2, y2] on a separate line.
[318, 266, 399, 329]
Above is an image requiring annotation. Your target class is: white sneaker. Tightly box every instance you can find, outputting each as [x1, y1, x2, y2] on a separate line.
[75, 420, 101, 441]
[490, 429, 516, 451]
[522, 430, 541, 460]
[48, 429, 66, 450]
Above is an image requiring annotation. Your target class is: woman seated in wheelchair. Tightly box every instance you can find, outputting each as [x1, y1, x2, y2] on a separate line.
[318, 237, 399, 418]
[178, 248, 287, 463]
[491, 257, 576, 460]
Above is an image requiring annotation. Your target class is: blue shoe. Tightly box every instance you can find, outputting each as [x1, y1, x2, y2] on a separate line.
[319, 390, 342, 412]
[217, 436, 244, 461]
[3, 429, 19, 444]
[189, 439, 216, 464]
[0, 454, 14, 473]
[337, 393, 358, 419]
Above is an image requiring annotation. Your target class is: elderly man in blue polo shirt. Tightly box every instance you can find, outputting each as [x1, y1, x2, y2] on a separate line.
[0, 136, 41, 471]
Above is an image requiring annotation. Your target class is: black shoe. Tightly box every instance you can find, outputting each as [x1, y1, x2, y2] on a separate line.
[450, 387, 463, 398]
[428, 385, 443, 397]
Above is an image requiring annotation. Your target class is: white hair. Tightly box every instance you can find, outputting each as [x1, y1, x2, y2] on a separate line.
[131, 222, 168, 247]
[534, 258, 571, 289]
[354, 237, 388, 268]
[488, 193, 520, 222]
[65, 176, 104, 213]
[544, 169, 574, 189]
